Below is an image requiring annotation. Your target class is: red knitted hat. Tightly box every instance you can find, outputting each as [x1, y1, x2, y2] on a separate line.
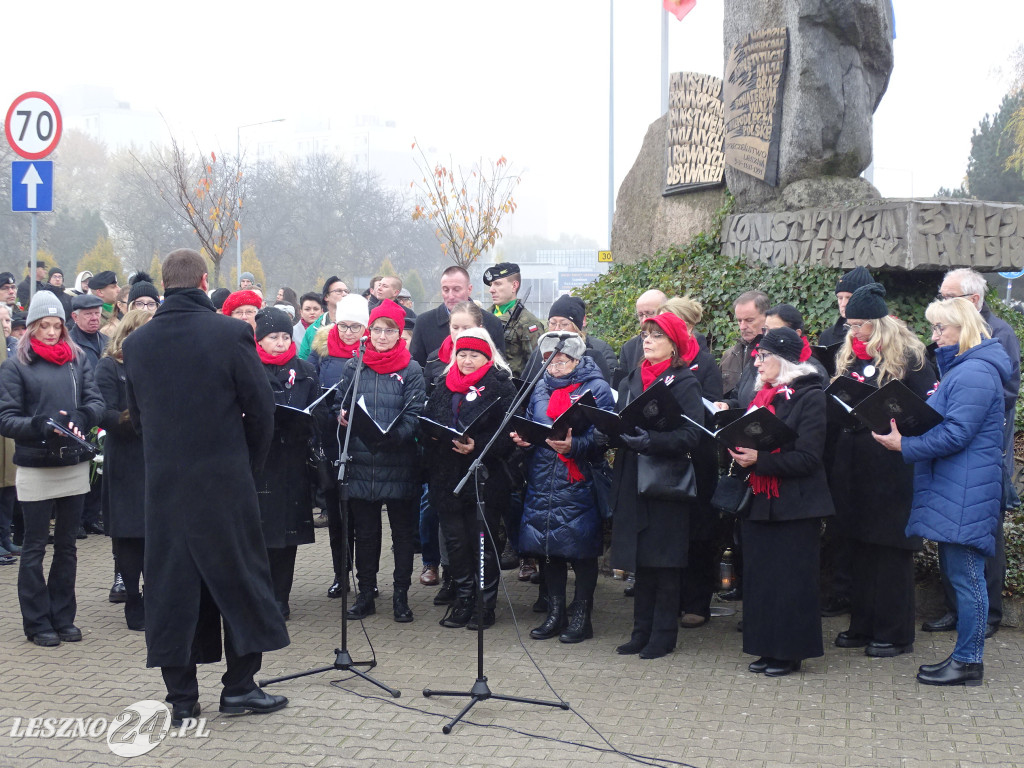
[367, 299, 405, 332]
[221, 290, 262, 317]
[454, 334, 492, 359]
[647, 312, 701, 362]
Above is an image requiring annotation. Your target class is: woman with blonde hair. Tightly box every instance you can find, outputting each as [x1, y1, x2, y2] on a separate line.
[830, 283, 935, 660]
[95, 309, 154, 630]
[874, 298, 1010, 685]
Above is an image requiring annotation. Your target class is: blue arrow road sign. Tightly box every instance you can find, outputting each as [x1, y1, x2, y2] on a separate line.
[998, 269, 1024, 280]
[11, 160, 53, 212]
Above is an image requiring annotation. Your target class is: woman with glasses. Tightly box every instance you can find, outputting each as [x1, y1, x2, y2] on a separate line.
[336, 300, 424, 622]
[520, 295, 615, 382]
[603, 313, 704, 659]
[830, 283, 934, 661]
[874, 298, 1010, 686]
[728, 327, 834, 677]
[221, 290, 263, 331]
[512, 332, 614, 642]
[308, 294, 370, 599]
[127, 278, 160, 313]
[424, 328, 516, 630]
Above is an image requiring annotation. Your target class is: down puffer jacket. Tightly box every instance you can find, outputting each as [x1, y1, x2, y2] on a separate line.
[901, 339, 1012, 557]
[519, 355, 614, 560]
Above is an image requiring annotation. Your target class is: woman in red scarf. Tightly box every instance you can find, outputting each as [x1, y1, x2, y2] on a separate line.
[252, 308, 320, 621]
[728, 326, 834, 677]
[0, 291, 104, 647]
[423, 327, 516, 630]
[829, 282, 934, 660]
[606, 312, 705, 659]
[337, 299, 425, 623]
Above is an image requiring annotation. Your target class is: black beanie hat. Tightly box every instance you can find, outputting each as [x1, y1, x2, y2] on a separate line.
[210, 288, 231, 310]
[254, 307, 294, 341]
[128, 280, 160, 305]
[548, 295, 585, 330]
[766, 303, 803, 331]
[48, 267, 63, 279]
[835, 266, 874, 295]
[321, 275, 342, 299]
[758, 326, 804, 364]
[844, 282, 888, 320]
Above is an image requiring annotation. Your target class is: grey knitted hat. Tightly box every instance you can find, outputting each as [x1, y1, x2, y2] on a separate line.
[26, 290, 66, 325]
[538, 331, 586, 361]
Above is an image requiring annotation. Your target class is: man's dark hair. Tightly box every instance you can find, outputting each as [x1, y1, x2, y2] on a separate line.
[765, 303, 804, 333]
[734, 290, 770, 315]
[162, 249, 207, 290]
[369, 275, 383, 290]
[299, 291, 323, 309]
[441, 265, 470, 282]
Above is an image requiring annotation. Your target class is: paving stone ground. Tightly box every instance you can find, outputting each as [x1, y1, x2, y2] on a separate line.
[0, 524, 1022, 768]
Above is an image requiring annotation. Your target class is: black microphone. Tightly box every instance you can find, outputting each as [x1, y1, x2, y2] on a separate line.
[543, 332, 577, 341]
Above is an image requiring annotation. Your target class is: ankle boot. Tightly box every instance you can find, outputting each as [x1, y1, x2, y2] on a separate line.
[440, 597, 473, 628]
[0, 535, 20, 555]
[530, 596, 566, 639]
[559, 600, 593, 643]
[109, 573, 127, 604]
[393, 586, 413, 623]
[346, 590, 376, 620]
[433, 568, 454, 606]
[124, 593, 145, 632]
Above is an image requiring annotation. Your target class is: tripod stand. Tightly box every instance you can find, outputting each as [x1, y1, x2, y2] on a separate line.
[261, 340, 400, 698]
[423, 334, 575, 733]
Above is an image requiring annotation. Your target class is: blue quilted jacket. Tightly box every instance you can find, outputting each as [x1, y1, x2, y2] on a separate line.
[519, 356, 614, 560]
[901, 338, 1012, 556]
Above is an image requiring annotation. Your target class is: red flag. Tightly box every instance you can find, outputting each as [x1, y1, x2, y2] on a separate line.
[663, 0, 696, 21]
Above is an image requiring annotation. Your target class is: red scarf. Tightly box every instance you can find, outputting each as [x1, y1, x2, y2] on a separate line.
[446, 360, 493, 394]
[256, 340, 296, 366]
[799, 335, 812, 362]
[437, 335, 455, 365]
[851, 338, 874, 360]
[640, 358, 672, 391]
[746, 383, 790, 499]
[546, 382, 585, 483]
[30, 338, 74, 365]
[362, 337, 411, 374]
[327, 325, 362, 359]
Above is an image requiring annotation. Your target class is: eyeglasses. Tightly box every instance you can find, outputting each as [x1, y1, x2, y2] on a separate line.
[936, 293, 973, 301]
[231, 308, 259, 318]
[546, 359, 574, 370]
[755, 352, 772, 362]
[640, 331, 666, 341]
[131, 300, 158, 310]
[843, 321, 870, 332]
[328, 287, 350, 296]
[369, 327, 399, 337]
[547, 318, 576, 331]
[636, 310, 657, 321]
[930, 323, 950, 335]
[336, 323, 363, 334]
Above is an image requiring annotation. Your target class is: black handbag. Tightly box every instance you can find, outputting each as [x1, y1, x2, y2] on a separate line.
[588, 456, 615, 519]
[636, 452, 697, 502]
[710, 459, 752, 517]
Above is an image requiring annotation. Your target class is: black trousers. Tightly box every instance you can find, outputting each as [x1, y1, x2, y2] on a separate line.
[324, 485, 354, 582]
[631, 566, 681, 650]
[438, 496, 501, 609]
[19, 495, 83, 637]
[161, 630, 261, 706]
[81, 474, 102, 528]
[847, 539, 916, 646]
[680, 539, 718, 618]
[113, 537, 144, 596]
[266, 546, 297, 608]
[350, 497, 417, 593]
[544, 556, 598, 606]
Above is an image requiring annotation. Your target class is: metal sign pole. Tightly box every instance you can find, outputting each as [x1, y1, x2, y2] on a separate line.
[29, 213, 38, 302]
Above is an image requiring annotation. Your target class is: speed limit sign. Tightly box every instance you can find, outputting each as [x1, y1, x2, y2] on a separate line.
[5, 91, 62, 160]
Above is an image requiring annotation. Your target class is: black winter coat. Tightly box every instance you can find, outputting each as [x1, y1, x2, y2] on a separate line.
[95, 356, 145, 538]
[256, 356, 319, 549]
[69, 325, 109, 369]
[829, 355, 935, 550]
[609, 364, 704, 571]
[818, 316, 846, 348]
[0, 350, 104, 468]
[123, 288, 288, 668]
[423, 365, 517, 512]
[337, 354, 425, 501]
[745, 375, 835, 523]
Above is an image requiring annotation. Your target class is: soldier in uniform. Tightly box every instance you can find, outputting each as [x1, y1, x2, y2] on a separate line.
[484, 262, 544, 379]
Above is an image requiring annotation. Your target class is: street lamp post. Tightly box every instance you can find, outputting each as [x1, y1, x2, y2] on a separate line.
[236, 118, 285, 287]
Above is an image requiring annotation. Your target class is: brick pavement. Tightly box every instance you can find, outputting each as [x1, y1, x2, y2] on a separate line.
[0, 527, 1022, 768]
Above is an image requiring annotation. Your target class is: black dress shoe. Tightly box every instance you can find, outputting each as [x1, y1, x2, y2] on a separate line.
[748, 657, 770, 673]
[170, 702, 200, 727]
[109, 574, 127, 603]
[84, 522, 105, 535]
[865, 641, 913, 658]
[76, 527, 87, 540]
[916, 659, 983, 686]
[918, 655, 953, 675]
[921, 612, 957, 632]
[638, 642, 674, 660]
[57, 625, 82, 642]
[28, 631, 61, 647]
[219, 688, 288, 715]
[820, 596, 851, 617]
[835, 631, 870, 648]
[616, 636, 648, 655]
[327, 580, 347, 598]
[765, 659, 801, 677]
[718, 587, 742, 602]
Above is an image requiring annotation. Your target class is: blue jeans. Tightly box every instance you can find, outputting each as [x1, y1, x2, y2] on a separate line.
[418, 484, 440, 568]
[939, 543, 987, 664]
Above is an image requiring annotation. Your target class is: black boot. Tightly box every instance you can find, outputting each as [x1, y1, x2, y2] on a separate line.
[532, 581, 549, 613]
[346, 590, 376, 620]
[109, 572, 126, 603]
[559, 600, 593, 644]
[440, 597, 473, 628]
[433, 568, 454, 606]
[393, 586, 413, 623]
[124, 593, 145, 631]
[530, 596, 566, 639]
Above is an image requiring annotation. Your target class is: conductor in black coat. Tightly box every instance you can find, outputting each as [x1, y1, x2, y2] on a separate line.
[728, 327, 835, 677]
[123, 249, 288, 723]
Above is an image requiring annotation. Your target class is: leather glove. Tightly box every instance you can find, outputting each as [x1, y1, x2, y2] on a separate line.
[593, 428, 609, 447]
[619, 427, 651, 452]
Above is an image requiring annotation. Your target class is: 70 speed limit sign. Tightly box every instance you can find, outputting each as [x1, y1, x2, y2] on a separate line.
[5, 91, 62, 160]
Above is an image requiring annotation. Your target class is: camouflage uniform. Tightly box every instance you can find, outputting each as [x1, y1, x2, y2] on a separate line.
[491, 301, 545, 378]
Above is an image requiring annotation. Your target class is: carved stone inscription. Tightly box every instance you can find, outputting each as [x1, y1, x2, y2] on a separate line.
[723, 27, 788, 186]
[664, 72, 724, 195]
[721, 200, 1024, 271]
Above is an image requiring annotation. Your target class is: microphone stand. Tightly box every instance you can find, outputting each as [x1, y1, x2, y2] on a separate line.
[423, 335, 572, 733]
[261, 337, 400, 697]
